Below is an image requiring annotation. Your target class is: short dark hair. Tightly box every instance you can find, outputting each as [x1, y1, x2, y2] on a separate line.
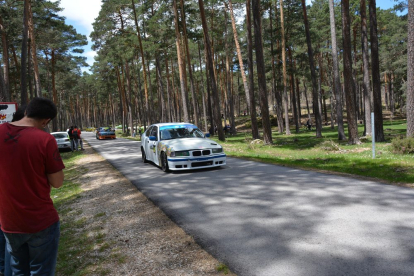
[12, 104, 27, 122]
[26, 97, 57, 120]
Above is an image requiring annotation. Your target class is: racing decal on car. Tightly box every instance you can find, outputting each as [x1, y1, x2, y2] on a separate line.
[0, 114, 6, 120]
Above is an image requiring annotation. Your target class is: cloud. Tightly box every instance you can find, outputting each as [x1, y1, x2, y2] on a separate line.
[57, 0, 102, 34]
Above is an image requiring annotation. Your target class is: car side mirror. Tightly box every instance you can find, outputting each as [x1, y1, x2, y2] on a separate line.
[149, 136, 157, 141]
[205, 133, 210, 138]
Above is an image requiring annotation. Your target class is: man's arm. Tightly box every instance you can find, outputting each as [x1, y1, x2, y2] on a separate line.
[47, 170, 64, 188]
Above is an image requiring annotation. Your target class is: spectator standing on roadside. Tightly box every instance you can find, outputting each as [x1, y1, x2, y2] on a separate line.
[0, 97, 65, 275]
[71, 126, 80, 151]
[75, 126, 84, 150]
[68, 126, 74, 152]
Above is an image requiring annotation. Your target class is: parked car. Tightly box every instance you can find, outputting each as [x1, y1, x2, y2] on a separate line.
[96, 127, 116, 140]
[51, 132, 71, 151]
[141, 123, 226, 172]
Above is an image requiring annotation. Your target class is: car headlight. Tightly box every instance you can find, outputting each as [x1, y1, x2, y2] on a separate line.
[170, 151, 190, 157]
[212, 148, 223, 153]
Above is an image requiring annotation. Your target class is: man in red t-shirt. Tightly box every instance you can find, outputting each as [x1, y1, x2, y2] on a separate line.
[0, 97, 65, 275]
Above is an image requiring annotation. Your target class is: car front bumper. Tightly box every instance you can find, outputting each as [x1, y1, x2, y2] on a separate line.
[167, 154, 226, 170]
[99, 135, 116, 139]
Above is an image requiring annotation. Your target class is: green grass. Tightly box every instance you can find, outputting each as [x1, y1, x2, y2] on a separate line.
[215, 118, 414, 185]
[52, 151, 126, 276]
[216, 263, 230, 274]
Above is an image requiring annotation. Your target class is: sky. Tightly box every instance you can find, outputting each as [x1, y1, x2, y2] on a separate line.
[55, 0, 402, 73]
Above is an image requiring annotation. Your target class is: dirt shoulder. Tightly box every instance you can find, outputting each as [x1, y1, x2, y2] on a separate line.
[66, 142, 235, 275]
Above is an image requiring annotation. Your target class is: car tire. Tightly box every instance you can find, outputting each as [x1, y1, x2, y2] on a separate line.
[141, 148, 148, 163]
[161, 152, 169, 172]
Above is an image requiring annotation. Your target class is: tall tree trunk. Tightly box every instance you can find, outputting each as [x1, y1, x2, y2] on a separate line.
[360, 0, 372, 136]
[173, 0, 190, 122]
[0, 14, 10, 101]
[342, 0, 360, 144]
[165, 55, 173, 122]
[27, 39, 33, 100]
[224, 9, 233, 133]
[198, 42, 208, 132]
[131, 0, 150, 126]
[156, 57, 166, 122]
[369, 0, 385, 142]
[280, 0, 291, 135]
[199, 0, 225, 141]
[288, 48, 299, 133]
[227, 0, 250, 111]
[270, 1, 284, 134]
[303, 78, 311, 119]
[328, 0, 345, 139]
[296, 74, 301, 120]
[179, 0, 199, 126]
[51, 50, 58, 131]
[0, 68, 5, 101]
[246, 0, 260, 139]
[388, 73, 394, 115]
[125, 62, 134, 136]
[252, 0, 272, 144]
[407, 0, 414, 137]
[301, 0, 322, 138]
[28, 0, 41, 97]
[21, 0, 30, 105]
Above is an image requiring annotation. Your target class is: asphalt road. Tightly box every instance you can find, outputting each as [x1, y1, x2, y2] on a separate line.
[83, 132, 414, 276]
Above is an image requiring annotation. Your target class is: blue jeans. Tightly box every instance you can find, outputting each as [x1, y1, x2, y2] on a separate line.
[73, 139, 79, 151]
[0, 229, 11, 276]
[70, 139, 75, 151]
[4, 221, 60, 276]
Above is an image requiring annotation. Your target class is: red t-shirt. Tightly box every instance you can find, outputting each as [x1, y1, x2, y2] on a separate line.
[0, 123, 65, 233]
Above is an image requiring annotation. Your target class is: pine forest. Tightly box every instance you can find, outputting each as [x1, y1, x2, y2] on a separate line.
[0, 0, 412, 143]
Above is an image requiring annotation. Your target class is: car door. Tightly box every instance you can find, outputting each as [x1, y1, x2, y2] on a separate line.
[143, 126, 153, 161]
[148, 126, 159, 164]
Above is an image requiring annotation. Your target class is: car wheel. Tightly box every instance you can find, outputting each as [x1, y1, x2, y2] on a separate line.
[161, 152, 169, 172]
[96, 135, 99, 140]
[141, 148, 148, 163]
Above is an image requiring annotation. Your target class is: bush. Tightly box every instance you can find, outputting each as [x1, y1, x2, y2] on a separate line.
[247, 139, 264, 150]
[391, 136, 414, 154]
[318, 140, 341, 151]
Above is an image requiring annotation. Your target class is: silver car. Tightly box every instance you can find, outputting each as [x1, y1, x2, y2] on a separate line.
[51, 132, 71, 151]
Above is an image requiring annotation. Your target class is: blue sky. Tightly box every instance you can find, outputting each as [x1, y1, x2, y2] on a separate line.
[56, 0, 403, 73]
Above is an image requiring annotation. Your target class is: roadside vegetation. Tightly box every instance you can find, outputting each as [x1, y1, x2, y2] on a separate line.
[215, 116, 414, 186]
[51, 152, 121, 276]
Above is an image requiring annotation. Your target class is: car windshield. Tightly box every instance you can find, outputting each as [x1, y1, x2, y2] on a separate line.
[160, 125, 204, 140]
[53, 133, 67, 139]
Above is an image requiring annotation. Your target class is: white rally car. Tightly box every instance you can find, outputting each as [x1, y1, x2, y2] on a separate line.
[141, 123, 226, 172]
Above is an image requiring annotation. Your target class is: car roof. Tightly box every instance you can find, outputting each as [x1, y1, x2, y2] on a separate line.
[51, 132, 68, 135]
[150, 122, 197, 127]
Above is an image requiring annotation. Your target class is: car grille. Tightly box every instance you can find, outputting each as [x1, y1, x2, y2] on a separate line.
[192, 150, 211, 156]
[191, 161, 213, 168]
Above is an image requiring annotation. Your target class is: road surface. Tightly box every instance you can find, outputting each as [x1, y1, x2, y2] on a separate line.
[83, 133, 414, 276]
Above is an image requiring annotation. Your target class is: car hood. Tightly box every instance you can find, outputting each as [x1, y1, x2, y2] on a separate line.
[161, 138, 221, 151]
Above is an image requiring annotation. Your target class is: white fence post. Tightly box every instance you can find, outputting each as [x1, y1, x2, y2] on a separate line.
[372, 112, 375, 159]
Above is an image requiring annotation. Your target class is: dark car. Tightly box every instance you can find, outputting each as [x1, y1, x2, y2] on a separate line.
[96, 127, 116, 140]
